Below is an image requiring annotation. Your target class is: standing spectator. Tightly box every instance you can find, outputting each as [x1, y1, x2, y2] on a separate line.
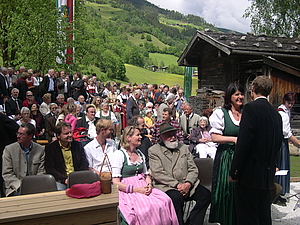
[45, 121, 88, 190]
[40, 93, 52, 117]
[56, 70, 71, 101]
[174, 88, 186, 111]
[275, 91, 300, 205]
[5, 67, 17, 94]
[209, 83, 244, 225]
[40, 69, 56, 102]
[16, 72, 28, 101]
[2, 123, 45, 196]
[0, 67, 9, 106]
[86, 78, 98, 102]
[126, 89, 142, 121]
[22, 91, 37, 108]
[229, 76, 282, 225]
[151, 107, 183, 145]
[25, 71, 36, 96]
[71, 72, 86, 100]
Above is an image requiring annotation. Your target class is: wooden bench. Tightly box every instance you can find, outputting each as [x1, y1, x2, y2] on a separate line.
[36, 140, 49, 146]
[0, 185, 119, 225]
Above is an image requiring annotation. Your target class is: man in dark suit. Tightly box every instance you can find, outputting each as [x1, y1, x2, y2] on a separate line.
[0, 113, 19, 196]
[56, 70, 70, 101]
[45, 121, 88, 190]
[40, 69, 56, 102]
[229, 76, 283, 225]
[126, 89, 142, 121]
[0, 67, 9, 105]
[76, 105, 99, 140]
[5, 88, 22, 118]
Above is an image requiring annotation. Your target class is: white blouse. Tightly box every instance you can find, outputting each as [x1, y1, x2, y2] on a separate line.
[111, 148, 148, 178]
[209, 108, 240, 135]
[278, 104, 292, 139]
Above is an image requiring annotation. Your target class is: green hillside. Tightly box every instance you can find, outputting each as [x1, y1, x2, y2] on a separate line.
[125, 64, 198, 95]
[149, 53, 178, 67]
[127, 34, 170, 49]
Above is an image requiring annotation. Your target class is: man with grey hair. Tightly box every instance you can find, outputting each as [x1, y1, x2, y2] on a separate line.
[157, 93, 175, 121]
[2, 123, 45, 196]
[6, 67, 17, 93]
[179, 103, 201, 144]
[40, 69, 56, 102]
[126, 89, 142, 121]
[5, 88, 22, 118]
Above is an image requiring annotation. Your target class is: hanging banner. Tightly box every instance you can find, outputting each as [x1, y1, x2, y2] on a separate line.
[56, 0, 73, 64]
[184, 66, 193, 98]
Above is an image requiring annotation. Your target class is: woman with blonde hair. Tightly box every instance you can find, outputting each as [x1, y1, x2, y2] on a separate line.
[40, 93, 52, 116]
[111, 126, 179, 225]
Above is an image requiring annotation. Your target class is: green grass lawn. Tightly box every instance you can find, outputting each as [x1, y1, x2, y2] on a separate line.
[86, 2, 126, 21]
[125, 64, 198, 95]
[290, 155, 300, 177]
[127, 34, 170, 49]
[149, 53, 179, 66]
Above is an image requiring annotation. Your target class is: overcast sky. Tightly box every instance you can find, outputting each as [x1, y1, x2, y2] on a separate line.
[147, 0, 252, 34]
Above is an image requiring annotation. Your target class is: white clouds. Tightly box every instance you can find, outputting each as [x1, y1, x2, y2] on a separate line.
[147, 0, 251, 33]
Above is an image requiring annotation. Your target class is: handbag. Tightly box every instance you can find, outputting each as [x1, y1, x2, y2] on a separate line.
[99, 153, 112, 194]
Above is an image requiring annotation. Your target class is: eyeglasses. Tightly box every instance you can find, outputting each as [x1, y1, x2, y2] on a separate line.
[16, 132, 26, 137]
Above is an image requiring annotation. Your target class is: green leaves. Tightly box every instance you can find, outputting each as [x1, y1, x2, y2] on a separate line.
[245, 0, 300, 37]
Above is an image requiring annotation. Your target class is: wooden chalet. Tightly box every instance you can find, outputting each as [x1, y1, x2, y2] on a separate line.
[178, 30, 300, 107]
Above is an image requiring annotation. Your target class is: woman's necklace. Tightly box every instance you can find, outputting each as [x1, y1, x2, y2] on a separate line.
[127, 150, 136, 161]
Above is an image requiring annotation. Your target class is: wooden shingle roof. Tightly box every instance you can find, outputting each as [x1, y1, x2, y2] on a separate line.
[178, 30, 300, 66]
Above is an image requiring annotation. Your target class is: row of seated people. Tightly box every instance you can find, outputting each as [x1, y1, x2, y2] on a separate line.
[2, 118, 211, 225]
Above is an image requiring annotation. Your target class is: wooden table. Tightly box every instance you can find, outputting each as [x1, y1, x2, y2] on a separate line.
[0, 185, 119, 225]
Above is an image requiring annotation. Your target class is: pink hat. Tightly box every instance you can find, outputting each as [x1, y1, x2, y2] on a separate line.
[66, 181, 101, 198]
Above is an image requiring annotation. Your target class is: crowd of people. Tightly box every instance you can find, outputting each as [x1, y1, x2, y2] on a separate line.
[0, 66, 298, 225]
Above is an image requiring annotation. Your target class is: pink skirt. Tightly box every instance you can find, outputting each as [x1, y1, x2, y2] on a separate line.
[119, 174, 179, 225]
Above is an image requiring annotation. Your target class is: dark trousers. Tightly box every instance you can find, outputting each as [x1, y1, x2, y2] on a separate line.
[235, 183, 271, 225]
[166, 184, 211, 225]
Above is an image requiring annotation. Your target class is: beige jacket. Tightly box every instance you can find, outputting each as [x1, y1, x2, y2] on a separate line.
[2, 142, 45, 196]
[149, 142, 199, 196]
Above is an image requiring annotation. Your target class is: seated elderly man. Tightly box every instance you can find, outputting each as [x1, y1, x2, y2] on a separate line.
[149, 123, 211, 225]
[2, 123, 45, 196]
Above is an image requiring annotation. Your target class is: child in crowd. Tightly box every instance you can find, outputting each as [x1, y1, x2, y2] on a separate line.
[144, 109, 154, 135]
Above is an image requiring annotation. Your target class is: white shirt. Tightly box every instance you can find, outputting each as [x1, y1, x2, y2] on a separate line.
[17, 119, 36, 127]
[95, 110, 118, 123]
[86, 117, 97, 139]
[111, 148, 148, 178]
[209, 108, 240, 135]
[84, 139, 117, 172]
[278, 104, 292, 139]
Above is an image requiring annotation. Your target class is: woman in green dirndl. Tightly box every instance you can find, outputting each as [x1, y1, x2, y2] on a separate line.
[209, 83, 244, 225]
